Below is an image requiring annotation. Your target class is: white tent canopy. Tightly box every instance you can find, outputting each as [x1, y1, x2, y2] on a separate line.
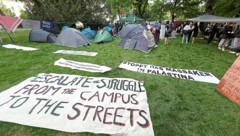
[188, 15, 240, 22]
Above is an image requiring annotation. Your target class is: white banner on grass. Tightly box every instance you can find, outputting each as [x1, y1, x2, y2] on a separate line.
[54, 58, 111, 73]
[53, 50, 97, 56]
[119, 61, 219, 84]
[0, 73, 154, 136]
[2, 44, 38, 51]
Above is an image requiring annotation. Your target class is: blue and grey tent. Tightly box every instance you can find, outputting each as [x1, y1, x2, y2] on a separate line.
[56, 28, 90, 48]
[118, 26, 156, 53]
[117, 24, 139, 38]
[29, 29, 57, 43]
[81, 28, 96, 39]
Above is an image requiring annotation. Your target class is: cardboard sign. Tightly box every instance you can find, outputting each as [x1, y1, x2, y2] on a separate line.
[216, 56, 240, 106]
[119, 61, 219, 84]
[54, 58, 111, 73]
[0, 73, 154, 136]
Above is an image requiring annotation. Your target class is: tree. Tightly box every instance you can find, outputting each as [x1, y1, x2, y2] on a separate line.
[17, 0, 110, 24]
[162, 0, 204, 22]
[214, 0, 240, 17]
[133, 0, 149, 18]
[0, 2, 16, 17]
[204, 0, 216, 14]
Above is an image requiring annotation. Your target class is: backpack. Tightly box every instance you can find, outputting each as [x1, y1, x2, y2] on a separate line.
[166, 25, 173, 33]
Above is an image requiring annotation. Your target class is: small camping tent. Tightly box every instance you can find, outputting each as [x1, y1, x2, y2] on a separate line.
[118, 26, 156, 53]
[94, 29, 113, 43]
[117, 24, 139, 38]
[29, 29, 57, 43]
[56, 28, 90, 47]
[81, 28, 96, 39]
[121, 15, 145, 22]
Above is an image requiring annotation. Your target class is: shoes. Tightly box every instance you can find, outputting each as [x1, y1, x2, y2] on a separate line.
[221, 48, 225, 51]
[218, 47, 221, 50]
[229, 51, 236, 54]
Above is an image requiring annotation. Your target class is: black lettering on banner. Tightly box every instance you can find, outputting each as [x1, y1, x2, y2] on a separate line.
[114, 93, 122, 103]
[127, 108, 139, 126]
[14, 84, 35, 94]
[80, 91, 91, 101]
[46, 75, 61, 84]
[67, 103, 83, 120]
[29, 98, 48, 114]
[103, 107, 114, 125]
[88, 91, 100, 102]
[131, 94, 139, 105]
[96, 79, 106, 89]
[83, 105, 96, 121]
[0, 95, 21, 106]
[121, 94, 130, 104]
[93, 105, 104, 122]
[82, 78, 93, 88]
[137, 110, 150, 128]
[113, 107, 125, 126]
[101, 92, 114, 102]
[37, 99, 58, 114]
[10, 96, 29, 108]
[14, 84, 61, 96]
[51, 101, 69, 116]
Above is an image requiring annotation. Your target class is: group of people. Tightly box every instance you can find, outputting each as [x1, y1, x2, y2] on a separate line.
[203, 22, 240, 54]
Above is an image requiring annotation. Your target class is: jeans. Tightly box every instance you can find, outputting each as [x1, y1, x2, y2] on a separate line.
[182, 33, 189, 43]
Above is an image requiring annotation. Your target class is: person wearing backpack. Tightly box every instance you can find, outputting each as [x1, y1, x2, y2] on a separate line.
[164, 21, 172, 45]
[182, 22, 191, 44]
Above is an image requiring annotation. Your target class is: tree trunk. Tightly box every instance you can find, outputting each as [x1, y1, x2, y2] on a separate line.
[205, 0, 216, 15]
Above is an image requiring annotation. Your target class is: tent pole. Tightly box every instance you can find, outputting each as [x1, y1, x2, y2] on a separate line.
[0, 24, 13, 43]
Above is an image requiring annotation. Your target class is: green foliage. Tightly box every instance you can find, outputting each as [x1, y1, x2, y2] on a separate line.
[214, 0, 240, 17]
[0, 30, 240, 136]
[19, 9, 28, 19]
[0, 2, 16, 17]
[18, 0, 110, 24]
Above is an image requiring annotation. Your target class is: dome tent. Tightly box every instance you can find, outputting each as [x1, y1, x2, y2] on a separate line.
[56, 28, 90, 47]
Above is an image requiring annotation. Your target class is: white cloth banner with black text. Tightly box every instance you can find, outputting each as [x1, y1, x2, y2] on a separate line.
[53, 50, 97, 56]
[2, 44, 38, 51]
[119, 61, 219, 84]
[54, 58, 111, 73]
[0, 73, 154, 136]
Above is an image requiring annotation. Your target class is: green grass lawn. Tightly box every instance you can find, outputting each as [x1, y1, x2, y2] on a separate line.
[0, 30, 239, 136]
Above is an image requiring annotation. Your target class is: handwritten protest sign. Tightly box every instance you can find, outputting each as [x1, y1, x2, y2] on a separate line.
[53, 50, 98, 56]
[0, 73, 154, 136]
[216, 56, 240, 106]
[54, 58, 111, 73]
[119, 61, 219, 84]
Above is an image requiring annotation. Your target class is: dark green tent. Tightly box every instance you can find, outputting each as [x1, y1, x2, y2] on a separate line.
[121, 15, 144, 22]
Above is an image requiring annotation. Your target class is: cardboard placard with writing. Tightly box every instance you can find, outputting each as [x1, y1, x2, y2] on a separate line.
[216, 56, 240, 106]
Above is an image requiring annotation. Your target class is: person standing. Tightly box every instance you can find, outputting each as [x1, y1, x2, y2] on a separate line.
[218, 23, 232, 51]
[164, 21, 172, 45]
[155, 23, 161, 43]
[191, 23, 199, 43]
[182, 22, 191, 44]
[207, 23, 218, 44]
[188, 22, 193, 42]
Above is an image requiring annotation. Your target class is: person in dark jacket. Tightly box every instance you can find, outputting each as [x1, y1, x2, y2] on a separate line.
[207, 23, 218, 44]
[218, 23, 232, 51]
[191, 23, 198, 43]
